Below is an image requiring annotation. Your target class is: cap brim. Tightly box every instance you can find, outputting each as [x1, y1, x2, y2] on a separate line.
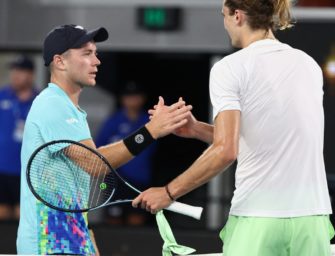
[72, 27, 108, 48]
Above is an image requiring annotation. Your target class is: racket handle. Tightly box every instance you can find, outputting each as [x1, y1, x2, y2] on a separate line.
[165, 201, 203, 220]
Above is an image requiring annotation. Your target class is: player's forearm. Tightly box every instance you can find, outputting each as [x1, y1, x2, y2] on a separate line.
[193, 121, 214, 144]
[167, 143, 236, 200]
[98, 124, 156, 168]
[97, 141, 134, 169]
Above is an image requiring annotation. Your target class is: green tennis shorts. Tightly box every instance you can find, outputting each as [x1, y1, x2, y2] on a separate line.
[220, 215, 334, 256]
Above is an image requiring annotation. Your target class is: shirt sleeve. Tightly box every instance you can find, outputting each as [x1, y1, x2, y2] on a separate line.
[209, 59, 241, 121]
[37, 97, 91, 143]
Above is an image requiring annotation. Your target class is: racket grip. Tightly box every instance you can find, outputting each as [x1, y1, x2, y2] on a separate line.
[165, 201, 203, 220]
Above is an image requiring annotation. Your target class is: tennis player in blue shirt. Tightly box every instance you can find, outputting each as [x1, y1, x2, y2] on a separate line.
[17, 24, 192, 255]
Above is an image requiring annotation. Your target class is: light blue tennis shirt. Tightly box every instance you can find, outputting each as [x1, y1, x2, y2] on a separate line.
[17, 83, 95, 255]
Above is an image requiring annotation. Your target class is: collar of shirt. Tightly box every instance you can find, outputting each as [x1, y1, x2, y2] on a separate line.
[48, 83, 87, 115]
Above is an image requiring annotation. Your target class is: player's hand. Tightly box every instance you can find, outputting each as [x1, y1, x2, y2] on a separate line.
[146, 96, 192, 139]
[149, 97, 198, 139]
[132, 187, 172, 214]
[173, 98, 198, 139]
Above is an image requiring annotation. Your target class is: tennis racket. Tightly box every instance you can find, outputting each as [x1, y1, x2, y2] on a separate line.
[26, 140, 203, 220]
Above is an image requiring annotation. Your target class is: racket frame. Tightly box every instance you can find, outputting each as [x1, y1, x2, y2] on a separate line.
[27, 139, 120, 213]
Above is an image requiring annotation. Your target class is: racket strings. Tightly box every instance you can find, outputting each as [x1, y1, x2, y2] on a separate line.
[90, 149, 106, 208]
[95, 158, 109, 207]
[64, 145, 90, 209]
[29, 142, 117, 211]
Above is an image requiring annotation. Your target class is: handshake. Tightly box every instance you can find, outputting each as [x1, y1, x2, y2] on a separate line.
[145, 96, 198, 140]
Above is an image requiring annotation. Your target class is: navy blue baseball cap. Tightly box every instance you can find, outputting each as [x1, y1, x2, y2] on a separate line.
[9, 55, 35, 71]
[120, 81, 144, 96]
[43, 24, 109, 66]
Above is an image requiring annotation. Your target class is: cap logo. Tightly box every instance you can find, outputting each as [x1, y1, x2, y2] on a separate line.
[75, 25, 84, 30]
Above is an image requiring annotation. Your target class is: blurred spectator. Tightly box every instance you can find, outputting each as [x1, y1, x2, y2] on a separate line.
[0, 55, 38, 220]
[95, 81, 156, 225]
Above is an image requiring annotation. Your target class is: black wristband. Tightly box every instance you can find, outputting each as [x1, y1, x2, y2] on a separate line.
[123, 126, 155, 156]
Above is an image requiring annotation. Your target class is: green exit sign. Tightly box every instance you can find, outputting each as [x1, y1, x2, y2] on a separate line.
[137, 7, 181, 31]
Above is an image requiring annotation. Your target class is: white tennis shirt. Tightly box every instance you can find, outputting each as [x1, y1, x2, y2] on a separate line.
[210, 39, 332, 217]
